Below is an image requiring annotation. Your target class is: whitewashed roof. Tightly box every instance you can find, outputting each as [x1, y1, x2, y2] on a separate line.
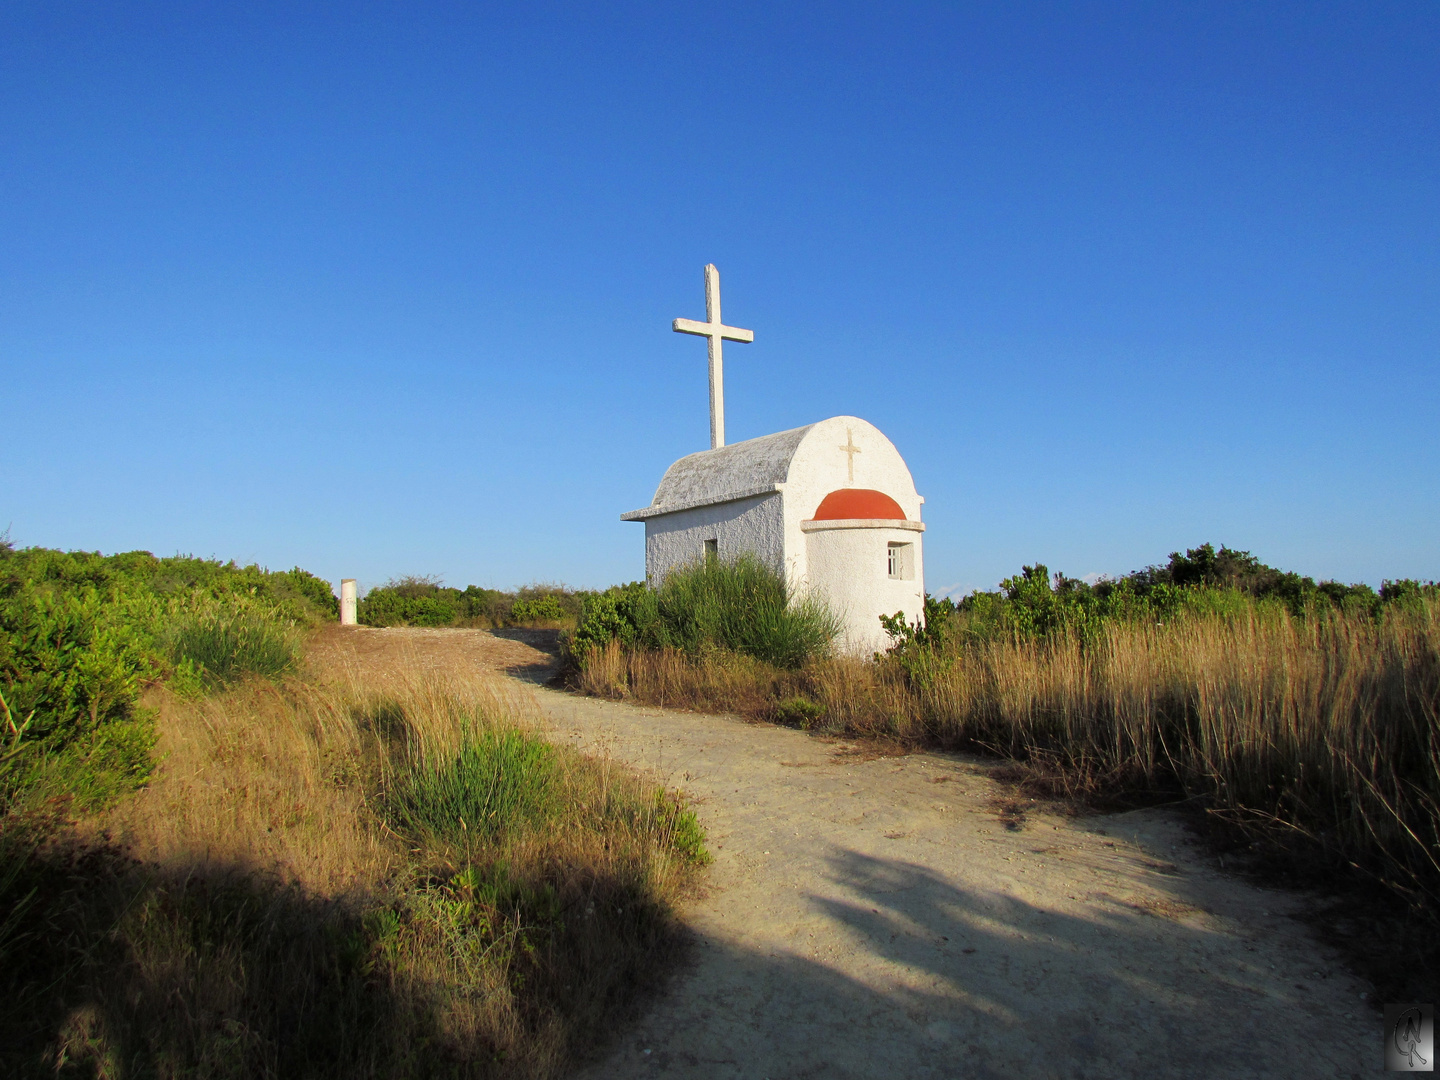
[621, 424, 814, 521]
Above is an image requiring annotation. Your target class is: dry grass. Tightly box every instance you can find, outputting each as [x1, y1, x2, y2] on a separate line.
[576, 601, 1440, 911]
[576, 641, 785, 717]
[91, 680, 399, 894]
[909, 606, 1440, 902]
[2, 647, 705, 1078]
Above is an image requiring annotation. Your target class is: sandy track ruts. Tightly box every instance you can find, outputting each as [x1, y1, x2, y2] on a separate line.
[319, 627, 1376, 1079]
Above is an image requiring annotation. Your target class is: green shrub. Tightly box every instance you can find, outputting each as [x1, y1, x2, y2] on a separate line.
[0, 585, 150, 738]
[4, 710, 158, 812]
[570, 582, 656, 657]
[0, 544, 334, 811]
[359, 591, 462, 627]
[509, 594, 565, 623]
[461, 584, 510, 623]
[900, 544, 1434, 655]
[384, 725, 560, 844]
[773, 696, 825, 730]
[570, 556, 838, 670]
[359, 578, 586, 628]
[358, 576, 460, 627]
[166, 606, 300, 688]
[278, 567, 342, 619]
[1381, 578, 1440, 611]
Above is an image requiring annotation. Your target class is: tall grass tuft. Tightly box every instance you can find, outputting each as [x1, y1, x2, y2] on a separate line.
[656, 555, 838, 668]
[167, 605, 300, 688]
[384, 725, 561, 845]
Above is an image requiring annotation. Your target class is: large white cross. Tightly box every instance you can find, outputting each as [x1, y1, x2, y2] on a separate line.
[673, 263, 753, 449]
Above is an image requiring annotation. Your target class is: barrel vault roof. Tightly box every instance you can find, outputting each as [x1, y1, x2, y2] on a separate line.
[620, 424, 814, 521]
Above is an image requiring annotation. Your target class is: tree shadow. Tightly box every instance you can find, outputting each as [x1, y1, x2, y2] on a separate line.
[0, 825, 681, 1079]
[491, 628, 564, 684]
[580, 845, 1366, 1079]
[1, 835, 443, 1077]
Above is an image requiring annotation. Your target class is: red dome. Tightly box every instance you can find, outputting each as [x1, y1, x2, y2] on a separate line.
[811, 488, 906, 521]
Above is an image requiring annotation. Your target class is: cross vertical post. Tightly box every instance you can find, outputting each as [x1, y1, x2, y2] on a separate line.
[673, 264, 753, 450]
[704, 265, 724, 450]
[840, 429, 862, 483]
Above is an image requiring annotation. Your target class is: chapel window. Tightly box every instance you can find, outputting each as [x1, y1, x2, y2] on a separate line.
[887, 542, 913, 580]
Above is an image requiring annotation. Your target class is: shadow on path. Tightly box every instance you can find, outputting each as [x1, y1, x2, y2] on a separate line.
[582, 844, 1367, 1080]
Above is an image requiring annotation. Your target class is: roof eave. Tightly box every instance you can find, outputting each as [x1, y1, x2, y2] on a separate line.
[620, 484, 784, 522]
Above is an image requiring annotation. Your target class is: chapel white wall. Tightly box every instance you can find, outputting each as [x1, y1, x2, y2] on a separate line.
[629, 414, 927, 657]
[644, 492, 785, 585]
[804, 524, 925, 655]
[779, 416, 923, 590]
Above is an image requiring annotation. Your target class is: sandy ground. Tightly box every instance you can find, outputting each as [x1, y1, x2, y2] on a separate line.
[319, 627, 1378, 1079]
[307, 623, 562, 684]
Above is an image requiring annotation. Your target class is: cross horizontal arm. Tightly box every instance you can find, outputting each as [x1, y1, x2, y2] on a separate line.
[672, 318, 755, 343]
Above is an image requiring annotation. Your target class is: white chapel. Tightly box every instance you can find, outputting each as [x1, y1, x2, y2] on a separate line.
[622, 265, 925, 654]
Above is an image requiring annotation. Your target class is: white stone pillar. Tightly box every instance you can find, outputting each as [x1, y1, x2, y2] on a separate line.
[340, 579, 357, 626]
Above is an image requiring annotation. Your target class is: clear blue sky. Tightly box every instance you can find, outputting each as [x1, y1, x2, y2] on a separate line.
[2, 2, 1436, 596]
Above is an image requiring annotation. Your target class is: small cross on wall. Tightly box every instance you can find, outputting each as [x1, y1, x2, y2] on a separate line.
[673, 264, 754, 450]
[840, 428, 862, 483]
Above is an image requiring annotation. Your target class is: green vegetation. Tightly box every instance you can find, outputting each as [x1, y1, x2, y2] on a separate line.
[384, 725, 562, 845]
[0, 676, 707, 1078]
[880, 573, 1440, 907]
[0, 537, 709, 1076]
[0, 541, 335, 811]
[358, 575, 584, 629]
[884, 543, 1431, 651]
[773, 695, 825, 730]
[165, 606, 301, 690]
[570, 554, 840, 670]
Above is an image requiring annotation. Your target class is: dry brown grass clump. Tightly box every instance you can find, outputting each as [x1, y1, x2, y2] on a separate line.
[2, 658, 705, 1078]
[576, 641, 786, 716]
[92, 679, 399, 894]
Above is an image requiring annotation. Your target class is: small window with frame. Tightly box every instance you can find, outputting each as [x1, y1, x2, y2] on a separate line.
[704, 538, 718, 563]
[887, 542, 913, 580]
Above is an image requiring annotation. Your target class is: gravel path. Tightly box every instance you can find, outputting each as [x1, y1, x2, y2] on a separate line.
[537, 691, 1376, 1080]
[317, 627, 1376, 1078]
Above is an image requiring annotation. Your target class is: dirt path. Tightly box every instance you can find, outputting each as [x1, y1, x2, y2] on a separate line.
[321, 628, 1376, 1078]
